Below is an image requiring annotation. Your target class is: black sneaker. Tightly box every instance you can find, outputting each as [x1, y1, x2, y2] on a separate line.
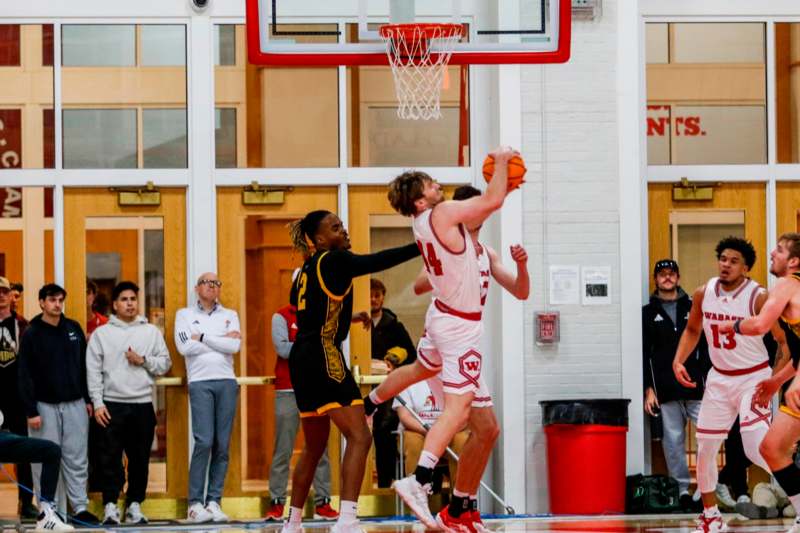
[679, 493, 694, 512]
[735, 498, 780, 519]
[71, 510, 100, 525]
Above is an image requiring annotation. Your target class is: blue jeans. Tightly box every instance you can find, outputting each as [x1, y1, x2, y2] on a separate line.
[661, 399, 701, 494]
[188, 379, 239, 505]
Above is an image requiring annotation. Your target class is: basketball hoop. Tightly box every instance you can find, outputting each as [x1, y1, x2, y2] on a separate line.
[379, 23, 464, 121]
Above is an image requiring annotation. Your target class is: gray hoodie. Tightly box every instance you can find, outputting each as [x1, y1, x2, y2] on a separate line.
[86, 315, 172, 408]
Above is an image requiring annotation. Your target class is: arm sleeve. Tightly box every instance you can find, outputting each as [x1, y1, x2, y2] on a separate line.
[16, 332, 38, 418]
[174, 310, 207, 357]
[642, 306, 654, 390]
[271, 314, 293, 359]
[144, 332, 173, 376]
[79, 328, 90, 404]
[320, 244, 421, 295]
[85, 334, 105, 409]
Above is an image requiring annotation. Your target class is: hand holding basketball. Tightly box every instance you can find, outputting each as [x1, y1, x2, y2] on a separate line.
[483, 147, 526, 191]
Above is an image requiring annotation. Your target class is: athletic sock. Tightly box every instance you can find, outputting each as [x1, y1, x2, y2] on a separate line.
[288, 506, 303, 524]
[450, 495, 469, 518]
[470, 496, 478, 512]
[773, 462, 800, 513]
[703, 505, 721, 518]
[337, 500, 357, 524]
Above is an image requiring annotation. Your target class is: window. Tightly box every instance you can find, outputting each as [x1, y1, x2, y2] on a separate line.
[215, 108, 237, 168]
[143, 109, 187, 168]
[63, 109, 137, 168]
[141, 25, 186, 66]
[0, 25, 20, 66]
[214, 25, 236, 66]
[62, 25, 136, 66]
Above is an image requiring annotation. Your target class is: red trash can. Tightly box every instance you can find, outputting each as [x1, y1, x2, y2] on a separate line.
[540, 399, 630, 515]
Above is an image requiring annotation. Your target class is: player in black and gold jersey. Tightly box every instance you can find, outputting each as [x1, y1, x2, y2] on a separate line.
[720, 233, 800, 531]
[281, 209, 419, 533]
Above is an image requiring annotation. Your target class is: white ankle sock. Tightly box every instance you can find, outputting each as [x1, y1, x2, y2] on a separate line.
[337, 500, 357, 523]
[288, 506, 303, 524]
[703, 505, 720, 517]
[417, 450, 439, 470]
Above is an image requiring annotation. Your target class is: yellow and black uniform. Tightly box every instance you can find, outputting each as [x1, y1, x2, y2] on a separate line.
[289, 243, 420, 417]
[778, 271, 800, 418]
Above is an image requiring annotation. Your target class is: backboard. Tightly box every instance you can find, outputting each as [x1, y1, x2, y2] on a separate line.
[246, 0, 571, 66]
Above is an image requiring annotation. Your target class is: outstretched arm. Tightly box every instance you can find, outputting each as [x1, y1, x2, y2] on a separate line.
[486, 244, 529, 300]
[720, 279, 795, 336]
[320, 245, 421, 296]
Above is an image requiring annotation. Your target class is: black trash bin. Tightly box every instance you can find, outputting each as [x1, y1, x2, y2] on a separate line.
[540, 399, 630, 514]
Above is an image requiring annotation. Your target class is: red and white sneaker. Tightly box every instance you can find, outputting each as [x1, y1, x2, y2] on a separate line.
[435, 505, 471, 533]
[693, 513, 727, 533]
[469, 510, 490, 533]
[264, 500, 284, 521]
[313, 500, 339, 520]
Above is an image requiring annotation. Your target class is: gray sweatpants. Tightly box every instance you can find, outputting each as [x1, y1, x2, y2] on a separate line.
[188, 379, 239, 505]
[661, 399, 702, 495]
[29, 399, 89, 513]
[269, 391, 331, 504]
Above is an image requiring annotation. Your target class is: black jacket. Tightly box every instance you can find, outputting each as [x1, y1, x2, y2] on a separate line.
[642, 288, 710, 403]
[17, 314, 89, 418]
[371, 308, 416, 365]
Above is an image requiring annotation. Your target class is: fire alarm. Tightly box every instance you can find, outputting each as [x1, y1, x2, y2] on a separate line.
[535, 311, 560, 346]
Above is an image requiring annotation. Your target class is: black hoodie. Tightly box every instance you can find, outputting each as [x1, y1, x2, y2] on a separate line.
[370, 307, 417, 364]
[17, 313, 89, 418]
[642, 288, 711, 403]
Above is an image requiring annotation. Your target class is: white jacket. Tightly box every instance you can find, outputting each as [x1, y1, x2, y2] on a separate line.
[86, 315, 172, 408]
[174, 302, 240, 383]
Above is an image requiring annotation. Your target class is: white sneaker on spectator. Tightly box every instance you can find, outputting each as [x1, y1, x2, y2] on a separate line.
[715, 485, 736, 510]
[206, 501, 228, 522]
[280, 520, 304, 533]
[35, 507, 74, 532]
[330, 520, 367, 533]
[102, 502, 121, 525]
[125, 502, 148, 524]
[187, 502, 213, 523]
[392, 475, 437, 529]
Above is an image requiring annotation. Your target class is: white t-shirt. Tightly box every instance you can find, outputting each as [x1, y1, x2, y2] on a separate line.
[392, 380, 443, 428]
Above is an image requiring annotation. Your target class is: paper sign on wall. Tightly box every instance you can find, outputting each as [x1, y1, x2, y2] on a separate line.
[549, 265, 579, 305]
[582, 266, 611, 305]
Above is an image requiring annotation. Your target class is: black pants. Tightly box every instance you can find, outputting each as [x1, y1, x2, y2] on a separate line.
[0, 430, 61, 503]
[373, 402, 399, 488]
[98, 402, 156, 505]
[719, 418, 751, 498]
[3, 410, 34, 506]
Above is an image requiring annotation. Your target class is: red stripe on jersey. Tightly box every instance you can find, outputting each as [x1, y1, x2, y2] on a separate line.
[434, 299, 482, 321]
[428, 205, 466, 255]
[712, 360, 769, 376]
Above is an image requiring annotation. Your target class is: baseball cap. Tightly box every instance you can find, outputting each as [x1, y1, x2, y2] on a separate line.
[0, 277, 10, 290]
[653, 259, 679, 276]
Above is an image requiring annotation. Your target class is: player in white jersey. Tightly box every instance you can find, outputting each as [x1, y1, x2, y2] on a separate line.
[412, 185, 529, 531]
[673, 236, 788, 533]
[361, 146, 519, 530]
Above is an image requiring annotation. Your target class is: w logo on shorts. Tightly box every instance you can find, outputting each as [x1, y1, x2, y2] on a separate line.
[458, 350, 482, 386]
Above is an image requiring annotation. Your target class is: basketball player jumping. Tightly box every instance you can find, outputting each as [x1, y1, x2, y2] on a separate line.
[361, 146, 518, 530]
[673, 236, 787, 533]
[411, 184, 529, 531]
[717, 233, 800, 533]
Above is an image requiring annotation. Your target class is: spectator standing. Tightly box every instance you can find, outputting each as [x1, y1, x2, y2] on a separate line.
[85, 280, 108, 338]
[9, 282, 22, 315]
[643, 259, 710, 510]
[0, 276, 36, 518]
[86, 281, 172, 525]
[17, 283, 99, 524]
[264, 288, 338, 521]
[175, 272, 240, 523]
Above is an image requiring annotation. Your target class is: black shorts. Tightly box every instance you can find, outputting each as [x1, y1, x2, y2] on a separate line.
[289, 340, 363, 417]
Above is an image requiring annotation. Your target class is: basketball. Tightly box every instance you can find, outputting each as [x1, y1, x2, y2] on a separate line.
[482, 154, 527, 191]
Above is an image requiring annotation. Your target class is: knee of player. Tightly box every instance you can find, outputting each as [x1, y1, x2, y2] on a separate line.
[759, 435, 782, 465]
[346, 424, 373, 449]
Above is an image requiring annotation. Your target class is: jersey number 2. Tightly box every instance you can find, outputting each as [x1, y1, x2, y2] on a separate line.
[418, 241, 444, 276]
[710, 324, 736, 350]
[297, 273, 308, 311]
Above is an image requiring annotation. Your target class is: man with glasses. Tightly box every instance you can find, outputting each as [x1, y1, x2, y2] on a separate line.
[175, 273, 241, 523]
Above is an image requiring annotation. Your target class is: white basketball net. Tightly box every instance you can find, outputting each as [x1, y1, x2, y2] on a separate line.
[379, 24, 464, 121]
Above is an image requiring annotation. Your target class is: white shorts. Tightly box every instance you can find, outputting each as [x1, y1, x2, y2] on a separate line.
[416, 304, 489, 404]
[696, 366, 772, 439]
[427, 371, 493, 409]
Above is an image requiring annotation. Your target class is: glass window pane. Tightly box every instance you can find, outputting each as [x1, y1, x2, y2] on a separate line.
[776, 23, 800, 163]
[676, 221, 744, 292]
[63, 109, 137, 168]
[214, 25, 235, 66]
[646, 105, 670, 165]
[672, 105, 766, 165]
[645, 23, 668, 64]
[141, 25, 186, 66]
[63, 25, 135, 66]
[0, 25, 20, 66]
[672, 23, 765, 64]
[213, 24, 339, 168]
[143, 109, 187, 168]
[215, 108, 237, 168]
[0, 25, 54, 169]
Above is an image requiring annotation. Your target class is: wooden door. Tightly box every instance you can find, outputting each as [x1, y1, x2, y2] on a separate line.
[216, 186, 338, 511]
[62, 188, 187, 516]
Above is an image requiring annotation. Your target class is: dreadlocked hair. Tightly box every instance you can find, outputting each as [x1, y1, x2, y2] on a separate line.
[289, 210, 332, 256]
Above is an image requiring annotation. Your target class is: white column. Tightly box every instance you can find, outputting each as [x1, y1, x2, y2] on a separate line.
[186, 15, 217, 289]
[618, 0, 646, 474]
